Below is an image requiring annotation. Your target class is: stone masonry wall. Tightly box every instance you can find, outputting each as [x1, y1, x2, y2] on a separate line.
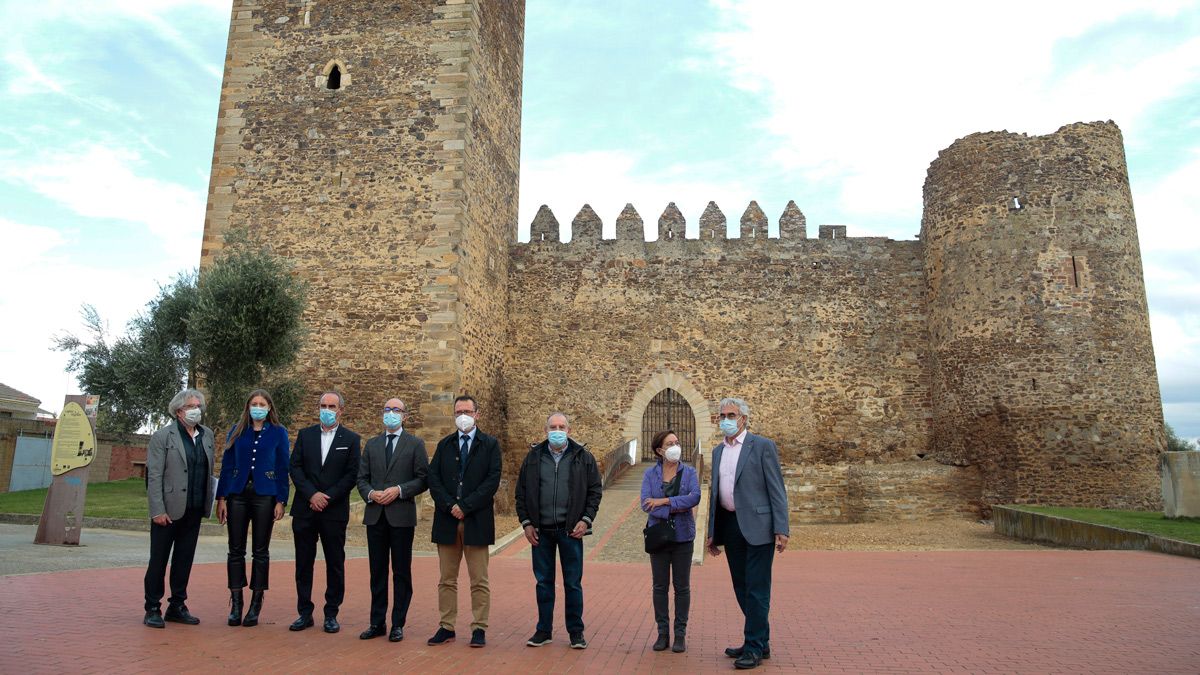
[785, 462, 982, 523]
[922, 121, 1163, 511]
[504, 202, 933, 485]
[452, 0, 523, 441]
[200, 1, 522, 447]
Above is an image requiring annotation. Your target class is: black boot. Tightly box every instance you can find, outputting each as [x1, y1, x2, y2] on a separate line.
[653, 632, 670, 651]
[242, 590, 264, 627]
[228, 590, 244, 626]
[672, 632, 686, 653]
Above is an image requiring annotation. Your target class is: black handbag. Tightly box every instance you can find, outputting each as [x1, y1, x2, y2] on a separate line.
[643, 518, 676, 554]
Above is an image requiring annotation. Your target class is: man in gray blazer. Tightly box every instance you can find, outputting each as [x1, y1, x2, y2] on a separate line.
[356, 397, 428, 642]
[705, 397, 789, 670]
[143, 388, 216, 628]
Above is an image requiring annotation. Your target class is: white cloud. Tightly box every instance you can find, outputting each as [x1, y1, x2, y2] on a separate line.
[703, 0, 1200, 227]
[0, 143, 205, 269]
[0, 218, 183, 416]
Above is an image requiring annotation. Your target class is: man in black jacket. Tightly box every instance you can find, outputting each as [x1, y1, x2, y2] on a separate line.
[287, 391, 361, 634]
[426, 395, 502, 648]
[515, 412, 602, 650]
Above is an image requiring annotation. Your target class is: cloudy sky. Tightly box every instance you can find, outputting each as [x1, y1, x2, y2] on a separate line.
[1, 0, 1197, 441]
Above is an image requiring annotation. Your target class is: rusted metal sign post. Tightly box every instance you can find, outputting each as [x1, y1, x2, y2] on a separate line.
[34, 395, 99, 545]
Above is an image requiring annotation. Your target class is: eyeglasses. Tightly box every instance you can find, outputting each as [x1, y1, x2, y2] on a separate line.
[383, 407, 406, 413]
[180, 403, 201, 411]
[718, 412, 742, 420]
[454, 409, 477, 416]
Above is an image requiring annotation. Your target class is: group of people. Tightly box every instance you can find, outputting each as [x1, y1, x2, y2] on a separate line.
[142, 388, 788, 670]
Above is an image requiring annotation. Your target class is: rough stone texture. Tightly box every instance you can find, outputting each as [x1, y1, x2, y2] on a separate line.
[922, 121, 1162, 512]
[198, 3, 1163, 520]
[1161, 451, 1200, 518]
[506, 221, 932, 483]
[199, 0, 523, 441]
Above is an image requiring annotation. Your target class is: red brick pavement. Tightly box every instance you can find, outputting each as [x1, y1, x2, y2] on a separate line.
[1, 550, 1197, 673]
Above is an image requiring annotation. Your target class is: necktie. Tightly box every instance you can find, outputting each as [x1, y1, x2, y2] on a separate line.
[459, 435, 470, 481]
[386, 434, 396, 464]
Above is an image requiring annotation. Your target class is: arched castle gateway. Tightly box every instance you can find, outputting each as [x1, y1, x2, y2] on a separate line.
[200, 1, 1165, 520]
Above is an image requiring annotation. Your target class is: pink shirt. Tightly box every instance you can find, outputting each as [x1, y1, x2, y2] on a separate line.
[718, 429, 747, 511]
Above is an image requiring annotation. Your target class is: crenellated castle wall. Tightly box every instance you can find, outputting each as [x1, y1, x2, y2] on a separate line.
[198, 0, 1164, 520]
[505, 200, 933, 478]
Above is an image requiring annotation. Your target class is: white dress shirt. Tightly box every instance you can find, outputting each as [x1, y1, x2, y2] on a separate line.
[320, 425, 338, 465]
[718, 429, 747, 511]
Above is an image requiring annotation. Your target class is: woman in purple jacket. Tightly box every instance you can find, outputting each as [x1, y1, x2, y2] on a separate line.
[640, 429, 701, 653]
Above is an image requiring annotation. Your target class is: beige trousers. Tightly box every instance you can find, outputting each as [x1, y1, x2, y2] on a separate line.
[437, 522, 491, 631]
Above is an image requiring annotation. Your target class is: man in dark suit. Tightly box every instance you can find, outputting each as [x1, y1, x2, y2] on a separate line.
[425, 395, 502, 648]
[287, 391, 361, 634]
[356, 397, 428, 642]
[705, 397, 790, 670]
[143, 388, 216, 628]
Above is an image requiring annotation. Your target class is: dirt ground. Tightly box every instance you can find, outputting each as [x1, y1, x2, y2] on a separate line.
[788, 519, 1048, 551]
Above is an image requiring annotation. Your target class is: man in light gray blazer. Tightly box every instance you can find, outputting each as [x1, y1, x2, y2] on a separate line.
[143, 387, 216, 629]
[356, 397, 428, 642]
[705, 397, 789, 670]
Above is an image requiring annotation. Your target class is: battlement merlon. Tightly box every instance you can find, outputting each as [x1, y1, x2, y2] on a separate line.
[518, 199, 832, 244]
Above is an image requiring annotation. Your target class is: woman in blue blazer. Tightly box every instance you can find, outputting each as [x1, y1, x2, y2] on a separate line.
[640, 429, 701, 653]
[215, 389, 290, 628]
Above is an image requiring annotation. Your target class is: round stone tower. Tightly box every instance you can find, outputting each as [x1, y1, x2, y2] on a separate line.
[921, 121, 1163, 510]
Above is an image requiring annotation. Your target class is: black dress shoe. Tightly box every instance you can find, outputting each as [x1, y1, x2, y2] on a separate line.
[143, 610, 165, 629]
[388, 626, 404, 642]
[653, 633, 670, 651]
[470, 629, 485, 647]
[359, 624, 386, 640]
[164, 605, 200, 625]
[323, 617, 340, 634]
[427, 627, 456, 645]
[289, 615, 314, 632]
[734, 652, 763, 670]
[726, 646, 770, 659]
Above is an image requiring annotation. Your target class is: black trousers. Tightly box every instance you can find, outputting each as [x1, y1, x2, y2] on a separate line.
[650, 539, 693, 635]
[293, 513, 349, 618]
[226, 489, 276, 591]
[144, 506, 204, 611]
[717, 505, 775, 656]
[365, 521, 415, 628]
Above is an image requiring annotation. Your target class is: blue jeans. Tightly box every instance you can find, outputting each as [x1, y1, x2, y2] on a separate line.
[531, 526, 585, 634]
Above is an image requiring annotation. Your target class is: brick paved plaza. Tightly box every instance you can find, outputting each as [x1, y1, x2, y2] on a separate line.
[2, 545, 1197, 673]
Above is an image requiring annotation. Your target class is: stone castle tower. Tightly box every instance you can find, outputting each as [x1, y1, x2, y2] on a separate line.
[202, 0, 1164, 516]
[201, 0, 523, 436]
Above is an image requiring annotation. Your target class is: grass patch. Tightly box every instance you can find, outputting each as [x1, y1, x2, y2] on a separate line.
[0, 478, 151, 520]
[0, 477, 369, 521]
[1012, 505, 1200, 545]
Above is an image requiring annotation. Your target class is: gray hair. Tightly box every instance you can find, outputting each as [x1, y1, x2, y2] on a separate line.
[319, 391, 346, 408]
[545, 411, 570, 428]
[168, 388, 206, 415]
[719, 397, 750, 417]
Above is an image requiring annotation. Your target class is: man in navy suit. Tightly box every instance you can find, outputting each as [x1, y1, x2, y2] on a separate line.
[706, 397, 790, 670]
[288, 391, 361, 634]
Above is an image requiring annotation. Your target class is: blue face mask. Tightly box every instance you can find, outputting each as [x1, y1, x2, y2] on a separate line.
[719, 418, 740, 437]
[249, 406, 269, 421]
[547, 430, 568, 447]
[383, 411, 403, 430]
[319, 409, 338, 427]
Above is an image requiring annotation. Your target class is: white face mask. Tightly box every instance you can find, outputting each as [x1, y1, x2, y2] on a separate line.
[663, 445, 682, 463]
[455, 413, 476, 433]
[183, 408, 202, 425]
